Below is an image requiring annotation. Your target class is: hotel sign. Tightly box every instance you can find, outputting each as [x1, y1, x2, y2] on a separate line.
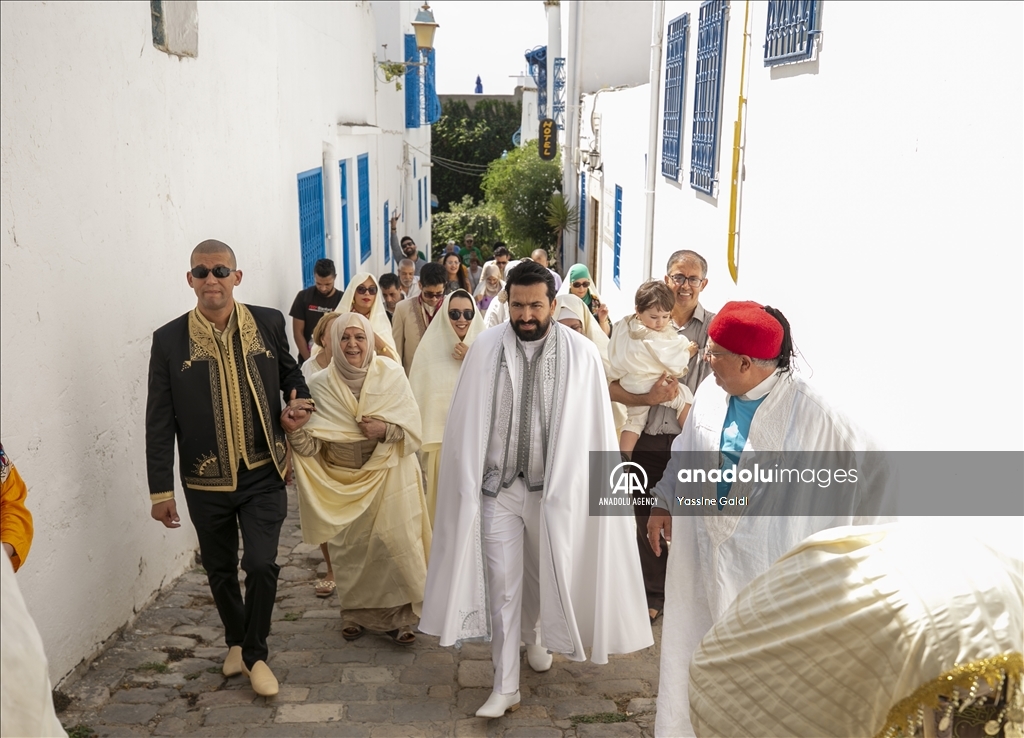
[539, 118, 557, 161]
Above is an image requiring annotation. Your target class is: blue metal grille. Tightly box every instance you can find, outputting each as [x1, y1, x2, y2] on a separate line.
[297, 168, 325, 290]
[525, 46, 547, 119]
[424, 48, 441, 124]
[405, 34, 421, 129]
[613, 185, 623, 288]
[690, 0, 728, 196]
[662, 13, 690, 180]
[357, 154, 371, 264]
[764, 0, 819, 66]
[339, 160, 352, 285]
[417, 177, 423, 228]
[383, 201, 390, 264]
[553, 57, 566, 130]
[578, 172, 586, 253]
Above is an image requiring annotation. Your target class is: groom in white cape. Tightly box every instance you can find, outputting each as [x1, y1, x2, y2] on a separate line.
[419, 261, 653, 718]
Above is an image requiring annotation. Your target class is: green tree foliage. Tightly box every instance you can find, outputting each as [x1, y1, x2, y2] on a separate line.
[481, 140, 561, 254]
[431, 99, 522, 211]
[430, 196, 504, 260]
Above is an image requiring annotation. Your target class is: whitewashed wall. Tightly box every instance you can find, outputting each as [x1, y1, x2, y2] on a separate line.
[0, 0, 424, 683]
[573, 0, 1023, 452]
[576, 0, 654, 93]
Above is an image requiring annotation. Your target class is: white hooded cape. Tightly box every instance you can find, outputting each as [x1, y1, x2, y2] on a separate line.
[418, 322, 653, 662]
[654, 370, 893, 737]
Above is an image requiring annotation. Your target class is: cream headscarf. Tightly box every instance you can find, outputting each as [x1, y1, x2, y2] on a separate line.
[474, 262, 504, 300]
[409, 290, 484, 449]
[557, 293, 626, 431]
[334, 272, 397, 353]
[330, 312, 375, 398]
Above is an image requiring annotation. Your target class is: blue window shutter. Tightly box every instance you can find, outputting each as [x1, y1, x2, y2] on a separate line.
[405, 34, 421, 129]
[424, 48, 441, 124]
[357, 154, 371, 263]
[578, 172, 586, 253]
[339, 160, 351, 286]
[297, 169, 325, 289]
[383, 201, 390, 264]
[764, 0, 820, 66]
[690, 0, 728, 196]
[662, 14, 689, 180]
[613, 185, 623, 288]
[417, 178, 423, 228]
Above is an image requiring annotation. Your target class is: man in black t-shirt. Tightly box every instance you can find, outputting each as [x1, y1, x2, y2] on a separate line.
[289, 259, 342, 362]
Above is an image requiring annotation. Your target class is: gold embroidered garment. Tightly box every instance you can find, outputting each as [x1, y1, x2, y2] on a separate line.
[183, 304, 287, 490]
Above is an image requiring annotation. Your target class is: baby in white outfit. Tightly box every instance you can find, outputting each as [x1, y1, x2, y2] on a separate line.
[608, 281, 697, 457]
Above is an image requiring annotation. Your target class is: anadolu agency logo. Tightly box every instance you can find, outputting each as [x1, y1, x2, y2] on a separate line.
[597, 461, 657, 507]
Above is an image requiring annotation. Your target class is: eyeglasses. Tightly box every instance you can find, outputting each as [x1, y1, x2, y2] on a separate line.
[190, 265, 235, 279]
[355, 285, 378, 296]
[448, 309, 475, 321]
[571, 280, 591, 290]
[703, 346, 734, 361]
[669, 274, 704, 288]
[421, 289, 445, 300]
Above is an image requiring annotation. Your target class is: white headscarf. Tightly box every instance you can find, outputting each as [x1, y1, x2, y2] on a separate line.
[334, 272, 397, 352]
[409, 290, 484, 448]
[474, 262, 504, 300]
[329, 312, 375, 397]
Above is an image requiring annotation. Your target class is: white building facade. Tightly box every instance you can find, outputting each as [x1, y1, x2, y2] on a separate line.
[1, 0, 436, 684]
[565, 0, 1022, 452]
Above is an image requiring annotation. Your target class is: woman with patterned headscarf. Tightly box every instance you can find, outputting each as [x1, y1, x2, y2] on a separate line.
[287, 313, 430, 645]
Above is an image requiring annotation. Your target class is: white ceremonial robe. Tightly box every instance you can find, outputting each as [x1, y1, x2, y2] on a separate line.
[419, 323, 653, 669]
[654, 370, 893, 738]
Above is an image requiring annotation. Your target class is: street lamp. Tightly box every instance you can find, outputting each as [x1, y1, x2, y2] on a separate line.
[411, 3, 439, 51]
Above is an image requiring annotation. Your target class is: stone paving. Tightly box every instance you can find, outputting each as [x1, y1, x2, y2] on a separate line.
[56, 487, 662, 737]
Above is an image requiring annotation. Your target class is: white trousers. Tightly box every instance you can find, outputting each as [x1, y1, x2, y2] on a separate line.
[482, 478, 543, 694]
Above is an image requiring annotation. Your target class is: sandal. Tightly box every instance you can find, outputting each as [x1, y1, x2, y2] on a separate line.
[342, 624, 365, 641]
[649, 608, 662, 625]
[387, 627, 416, 646]
[314, 579, 336, 598]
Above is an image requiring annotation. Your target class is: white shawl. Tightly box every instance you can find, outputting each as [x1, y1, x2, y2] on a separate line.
[408, 291, 484, 450]
[654, 371, 893, 737]
[418, 323, 654, 662]
[557, 294, 627, 432]
[334, 272, 397, 353]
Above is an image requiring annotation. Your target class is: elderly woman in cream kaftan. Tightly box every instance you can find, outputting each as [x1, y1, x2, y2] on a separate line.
[288, 313, 430, 642]
[408, 290, 484, 526]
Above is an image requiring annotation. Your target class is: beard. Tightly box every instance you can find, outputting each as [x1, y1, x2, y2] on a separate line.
[511, 315, 551, 342]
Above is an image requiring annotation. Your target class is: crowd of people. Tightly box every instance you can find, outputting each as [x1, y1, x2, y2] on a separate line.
[81, 224, 1016, 737]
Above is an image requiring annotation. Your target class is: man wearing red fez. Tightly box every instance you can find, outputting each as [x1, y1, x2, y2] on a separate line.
[646, 300, 890, 737]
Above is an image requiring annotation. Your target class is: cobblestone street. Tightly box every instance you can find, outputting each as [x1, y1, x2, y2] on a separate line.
[56, 488, 661, 738]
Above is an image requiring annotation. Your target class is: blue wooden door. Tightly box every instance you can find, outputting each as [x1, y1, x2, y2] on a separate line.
[339, 160, 351, 285]
[296, 168, 325, 289]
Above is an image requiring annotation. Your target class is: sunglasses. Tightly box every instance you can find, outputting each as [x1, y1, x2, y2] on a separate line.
[355, 285, 378, 296]
[191, 265, 235, 279]
[448, 309, 475, 321]
[421, 290, 445, 300]
[572, 280, 591, 289]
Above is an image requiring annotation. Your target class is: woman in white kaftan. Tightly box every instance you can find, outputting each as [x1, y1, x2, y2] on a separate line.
[334, 272, 398, 361]
[688, 523, 1023, 738]
[418, 319, 654, 666]
[288, 313, 430, 644]
[652, 368, 894, 737]
[556, 293, 627, 433]
[408, 290, 484, 525]
[483, 260, 521, 328]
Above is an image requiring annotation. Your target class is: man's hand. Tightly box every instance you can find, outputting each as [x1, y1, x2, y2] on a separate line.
[645, 372, 679, 406]
[151, 500, 181, 529]
[646, 507, 672, 557]
[357, 417, 387, 441]
[390, 210, 401, 229]
[281, 389, 315, 433]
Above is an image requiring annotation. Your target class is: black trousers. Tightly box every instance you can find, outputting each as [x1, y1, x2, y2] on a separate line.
[183, 463, 286, 668]
[632, 432, 675, 613]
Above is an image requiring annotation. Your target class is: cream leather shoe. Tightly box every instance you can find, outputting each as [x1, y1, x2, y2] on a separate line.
[527, 644, 552, 673]
[475, 690, 521, 718]
[222, 646, 243, 677]
[242, 660, 279, 697]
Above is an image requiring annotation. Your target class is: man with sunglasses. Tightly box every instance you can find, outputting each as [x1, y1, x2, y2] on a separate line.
[288, 258, 342, 363]
[389, 210, 428, 275]
[146, 240, 314, 698]
[391, 262, 446, 374]
[608, 249, 715, 627]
